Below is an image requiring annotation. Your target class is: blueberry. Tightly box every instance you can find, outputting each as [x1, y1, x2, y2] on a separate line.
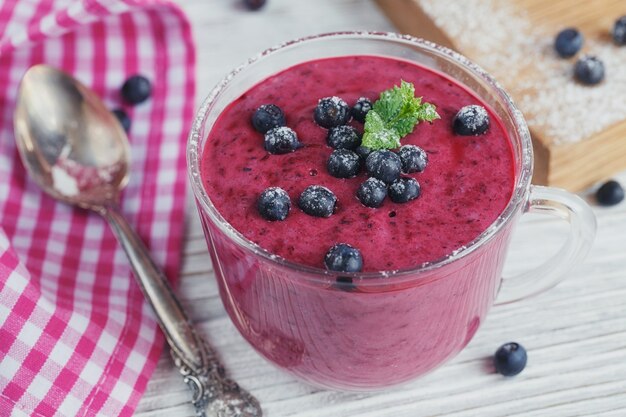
[388, 178, 421, 203]
[264, 127, 300, 154]
[596, 180, 624, 206]
[112, 108, 131, 132]
[314, 96, 350, 128]
[613, 15, 626, 45]
[243, 0, 266, 10]
[257, 187, 290, 221]
[365, 150, 402, 184]
[327, 125, 361, 150]
[327, 149, 362, 178]
[554, 28, 583, 58]
[324, 243, 363, 272]
[298, 185, 336, 217]
[252, 104, 286, 133]
[121, 74, 152, 105]
[355, 146, 373, 161]
[334, 276, 357, 292]
[494, 342, 527, 376]
[398, 144, 428, 173]
[357, 177, 387, 208]
[574, 56, 605, 85]
[351, 97, 372, 123]
[453, 105, 490, 136]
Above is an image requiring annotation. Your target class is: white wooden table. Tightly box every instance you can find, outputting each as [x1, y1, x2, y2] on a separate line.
[135, 1, 626, 416]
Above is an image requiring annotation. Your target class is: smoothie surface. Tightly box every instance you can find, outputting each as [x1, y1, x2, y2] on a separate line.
[201, 56, 515, 272]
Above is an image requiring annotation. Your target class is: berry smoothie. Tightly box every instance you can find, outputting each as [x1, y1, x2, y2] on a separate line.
[198, 55, 517, 389]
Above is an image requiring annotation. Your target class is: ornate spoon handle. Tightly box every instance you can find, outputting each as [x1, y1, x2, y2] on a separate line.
[171, 337, 262, 417]
[102, 205, 262, 417]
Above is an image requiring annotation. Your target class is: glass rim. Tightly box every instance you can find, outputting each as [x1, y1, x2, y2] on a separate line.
[187, 31, 533, 282]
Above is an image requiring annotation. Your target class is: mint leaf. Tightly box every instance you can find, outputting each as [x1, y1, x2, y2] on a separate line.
[417, 102, 439, 123]
[362, 80, 440, 150]
[362, 111, 401, 150]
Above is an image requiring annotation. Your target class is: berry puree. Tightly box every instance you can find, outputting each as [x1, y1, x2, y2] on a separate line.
[201, 56, 514, 271]
[198, 55, 517, 390]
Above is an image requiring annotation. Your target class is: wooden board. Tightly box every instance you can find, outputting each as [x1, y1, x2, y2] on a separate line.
[376, 0, 626, 191]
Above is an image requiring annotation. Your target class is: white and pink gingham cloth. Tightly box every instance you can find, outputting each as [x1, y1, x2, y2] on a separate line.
[0, 1, 195, 415]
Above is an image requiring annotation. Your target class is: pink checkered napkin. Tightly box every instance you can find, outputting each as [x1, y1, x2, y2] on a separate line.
[0, 1, 195, 416]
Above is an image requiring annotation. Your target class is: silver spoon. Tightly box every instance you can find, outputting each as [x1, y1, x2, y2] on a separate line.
[13, 64, 262, 417]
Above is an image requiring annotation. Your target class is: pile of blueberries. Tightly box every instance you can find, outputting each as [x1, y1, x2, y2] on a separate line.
[554, 17, 626, 206]
[555, 15, 626, 85]
[255, 96, 429, 215]
[253, 93, 491, 273]
[111, 75, 153, 133]
[252, 97, 376, 273]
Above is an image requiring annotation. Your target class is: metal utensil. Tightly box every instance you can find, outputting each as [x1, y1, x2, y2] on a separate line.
[13, 64, 262, 417]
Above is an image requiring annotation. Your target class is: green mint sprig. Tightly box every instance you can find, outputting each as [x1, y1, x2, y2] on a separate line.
[362, 80, 440, 150]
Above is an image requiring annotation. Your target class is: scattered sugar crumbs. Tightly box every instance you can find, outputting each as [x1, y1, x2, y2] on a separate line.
[419, 0, 626, 145]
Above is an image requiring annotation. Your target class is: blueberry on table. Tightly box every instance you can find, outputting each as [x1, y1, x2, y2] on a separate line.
[494, 342, 527, 376]
[121, 74, 152, 105]
[112, 108, 131, 132]
[298, 185, 337, 217]
[327, 125, 361, 150]
[357, 177, 387, 208]
[264, 126, 301, 154]
[351, 97, 372, 123]
[327, 149, 362, 178]
[397, 144, 428, 173]
[355, 145, 373, 161]
[388, 177, 421, 203]
[554, 28, 583, 58]
[596, 180, 624, 206]
[252, 104, 286, 133]
[314, 96, 350, 128]
[257, 187, 290, 221]
[324, 243, 363, 273]
[243, 0, 266, 10]
[365, 150, 402, 184]
[574, 56, 605, 85]
[613, 15, 626, 45]
[453, 105, 490, 136]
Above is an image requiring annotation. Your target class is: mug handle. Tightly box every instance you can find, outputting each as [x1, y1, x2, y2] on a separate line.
[495, 185, 597, 305]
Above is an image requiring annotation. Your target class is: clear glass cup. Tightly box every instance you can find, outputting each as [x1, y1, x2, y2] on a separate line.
[187, 32, 597, 391]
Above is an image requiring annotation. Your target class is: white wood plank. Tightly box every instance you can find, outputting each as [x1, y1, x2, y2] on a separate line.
[135, 1, 626, 416]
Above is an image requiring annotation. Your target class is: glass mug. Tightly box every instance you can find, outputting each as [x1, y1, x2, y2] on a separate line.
[187, 32, 596, 391]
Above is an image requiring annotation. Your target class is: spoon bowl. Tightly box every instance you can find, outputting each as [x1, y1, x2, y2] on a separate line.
[14, 65, 129, 209]
[13, 64, 262, 417]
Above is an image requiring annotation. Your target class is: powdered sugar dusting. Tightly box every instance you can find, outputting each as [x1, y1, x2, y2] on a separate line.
[262, 186, 289, 200]
[330, 149, 359, 166]
[327, 148, 362, 177]
[455, 105, 489, 132]
[264, 126, 300, 153]
[320, 96, 347, 107]
[298, 185, 337, 217]
[359, 177, 386, 199]
[419, 0, 626, 144]
[265, 126, 296, 144]
[389, 179, 407, 194]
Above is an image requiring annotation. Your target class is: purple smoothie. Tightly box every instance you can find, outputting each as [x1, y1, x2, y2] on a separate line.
[198, 55, 517, 389]
[201, 56, 514, 271]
